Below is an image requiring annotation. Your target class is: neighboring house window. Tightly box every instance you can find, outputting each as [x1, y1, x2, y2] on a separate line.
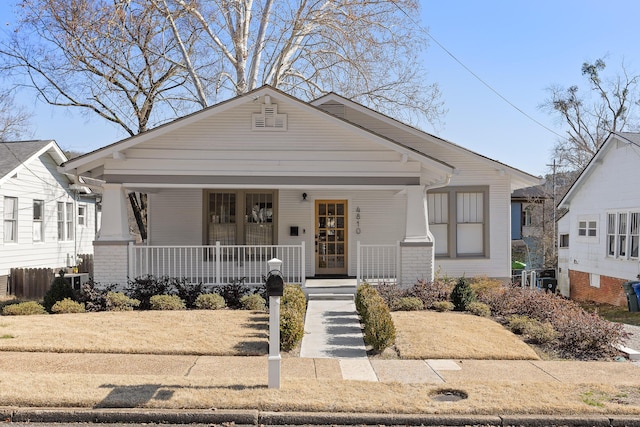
[57, 202, 65, 240]
[578, 219, 597, 237]
[428, 186, 488, 258]
[66, 203, 73, 240]
[57, 202, 74, 241]
[559, 233, 569, 248]
[3, 197, 18, 243]
[207, 190, 276, 246]
[33, 200, 44, 242]
[522, 206, 533, 227]
[607, 211, 640, 259]
[78, 205, 86, 226]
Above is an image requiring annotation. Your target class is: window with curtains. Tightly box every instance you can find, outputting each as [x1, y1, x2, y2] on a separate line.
[206, 190, 276, 245]
[33, 200, 44, 242]
[3, 197, 18, 243]
[428, 187, 488, 258]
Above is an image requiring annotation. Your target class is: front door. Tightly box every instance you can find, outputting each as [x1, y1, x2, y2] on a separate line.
[315, 200, 348, 275]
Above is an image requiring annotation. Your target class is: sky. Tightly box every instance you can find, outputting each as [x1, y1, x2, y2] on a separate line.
[2, 1, 640, 178]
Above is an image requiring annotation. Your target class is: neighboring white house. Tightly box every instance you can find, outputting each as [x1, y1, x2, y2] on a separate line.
[0, 140, 97, 292]
[61, 86, 541, 288]
[557, 132, 640, 306]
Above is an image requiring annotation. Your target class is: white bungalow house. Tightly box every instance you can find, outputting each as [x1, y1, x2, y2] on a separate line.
[0, 140, 97, 294]
[61, 86, 541, 288]
[557, 132, 640, 306]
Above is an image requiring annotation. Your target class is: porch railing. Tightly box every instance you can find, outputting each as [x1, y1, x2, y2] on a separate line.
[128, 241, 305, 286]
[356, 241, 399, 286]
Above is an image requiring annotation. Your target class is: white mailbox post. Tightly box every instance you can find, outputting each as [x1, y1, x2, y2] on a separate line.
[266, 257, 283, 389]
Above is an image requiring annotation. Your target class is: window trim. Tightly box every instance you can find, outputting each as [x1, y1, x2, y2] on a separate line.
[559, 233, 569, 248]
[203, 189, 279, 245]
[33, 199, 44, 242]
[77, 204, 87, 227]
[606, 210, 640, 259]
[3, 196, 18, 243]
[576, 215, 599, 242]
[428, 186, 490, 259]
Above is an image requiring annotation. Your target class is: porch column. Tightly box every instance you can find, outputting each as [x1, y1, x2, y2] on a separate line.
[93, 183, 133, 288]
[400, 186, 434, 286]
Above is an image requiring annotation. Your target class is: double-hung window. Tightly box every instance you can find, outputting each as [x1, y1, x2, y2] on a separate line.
[3, 197, 18, 243]
[607, 211, 640, 259]
[57, 201, 74, 241]
[33, 200, 44, 242]
[77, 205, 86, 227]
[428, 186, 488, 258]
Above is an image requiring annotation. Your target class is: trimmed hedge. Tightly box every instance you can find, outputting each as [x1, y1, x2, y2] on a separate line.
[2, 301, 47, 316]
[106, 292, 140, 311]
[279, 285, 307, 351]
[356, 283, 396, 352]
[150, 294, 186, 310]
[51, 298, 86, 314]
[240, 293, 266, 311]
[195, 293, 226, 310]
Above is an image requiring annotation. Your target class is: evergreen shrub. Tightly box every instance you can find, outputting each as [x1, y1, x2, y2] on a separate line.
[450, 277, 476, 311]
[394, 297, 424, 311]
[51, 298, 86, 314]
[150, 294, 186, 310]
[467, 301, 491, 317]
[106, 292, 141, 311]
[240, 293, 266, 311]
[2, 301, 47, 315]
[194, 293, 226, 310]
[43, 271, 75, 312]
[356, 284, 396, 351]
[432, 301, 454, 312]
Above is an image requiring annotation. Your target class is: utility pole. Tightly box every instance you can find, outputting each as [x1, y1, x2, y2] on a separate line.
[546, 159, 561, 271]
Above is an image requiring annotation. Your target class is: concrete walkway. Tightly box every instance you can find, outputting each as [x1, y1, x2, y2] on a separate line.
[299, 298, 378, 381]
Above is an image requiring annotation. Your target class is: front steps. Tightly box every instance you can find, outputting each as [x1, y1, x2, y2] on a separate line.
[303, 278, 357, 301]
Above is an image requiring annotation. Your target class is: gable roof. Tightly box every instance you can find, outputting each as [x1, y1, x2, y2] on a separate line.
[0, 140, 68, 185]
[557, 132, 639, 209]
[62, 86, 455, 179]
[312, 92, 543, 190]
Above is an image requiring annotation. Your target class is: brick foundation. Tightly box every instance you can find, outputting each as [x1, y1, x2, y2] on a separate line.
[399, 242, 434, 288]
[569, 269, 627, 307]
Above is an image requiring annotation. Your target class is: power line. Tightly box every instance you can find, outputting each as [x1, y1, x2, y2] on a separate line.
[392, 4, 567, 142]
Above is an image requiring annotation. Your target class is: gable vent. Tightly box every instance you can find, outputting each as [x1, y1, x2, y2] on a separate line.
[252, 96, 287, 131]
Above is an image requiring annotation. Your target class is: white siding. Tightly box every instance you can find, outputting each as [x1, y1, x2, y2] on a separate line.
[562, 139, 640, 282]
[148, 189, 203, 245]
[0, 152, 96, 276]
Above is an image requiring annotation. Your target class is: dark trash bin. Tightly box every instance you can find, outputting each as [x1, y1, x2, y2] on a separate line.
[632, 282, 640, 312]
[540, 277, 557, 293]
[623, 281, 640, 312]
[539, 269, 556, 279]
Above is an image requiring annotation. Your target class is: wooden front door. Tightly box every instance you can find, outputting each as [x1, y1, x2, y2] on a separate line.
[315, 200, 348, 275]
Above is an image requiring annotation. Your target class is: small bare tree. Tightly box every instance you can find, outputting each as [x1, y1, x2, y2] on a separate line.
[0, 91, 31, 141]
[542, 59, 640, 171]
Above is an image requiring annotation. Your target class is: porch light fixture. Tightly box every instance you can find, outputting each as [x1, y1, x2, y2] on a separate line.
[302, 192, 307, 201]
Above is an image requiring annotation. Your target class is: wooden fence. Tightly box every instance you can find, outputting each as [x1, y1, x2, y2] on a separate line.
[7, 253, 94, 300]
[8, 268, 55, 300]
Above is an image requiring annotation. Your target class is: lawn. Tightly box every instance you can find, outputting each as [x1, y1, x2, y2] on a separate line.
[581, 302, 640, 327]
[0, 307, 639, 415]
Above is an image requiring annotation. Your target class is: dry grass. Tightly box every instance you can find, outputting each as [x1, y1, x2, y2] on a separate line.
[392, 311, 540, 360]
[2, 307, 640, 415]
[0, 310, 268, 355]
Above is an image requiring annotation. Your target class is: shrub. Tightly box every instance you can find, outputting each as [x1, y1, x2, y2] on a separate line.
[507, 315, 557, 345]
[125, 275, 174, 310]
[194, 293, 226, 310]
[356, 284, 396, 351]
[213, 278, 250, 309]
[174, 279, 204, 309]
[394, 297, 424, 311]
[376, 282, 404, 311]
[280, 305, 305, 352]
[106, 292, 141, 311]
[407, 278, 455, 309]
[75, 281, 116, 312]
[240, 293, 266, 311]
[150, 294, 186, 310]
[43, 271, 75, 312]
[51, 298, 86, 314]
[432, 301, 454, 312]
[467, 301, 491, 317]
[482, 286, 626, 360]
[2, 301, 47, 315]
[470, 276, 504, 301]
[450, 277, 476, 311]
[278, 285, 307, 351]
